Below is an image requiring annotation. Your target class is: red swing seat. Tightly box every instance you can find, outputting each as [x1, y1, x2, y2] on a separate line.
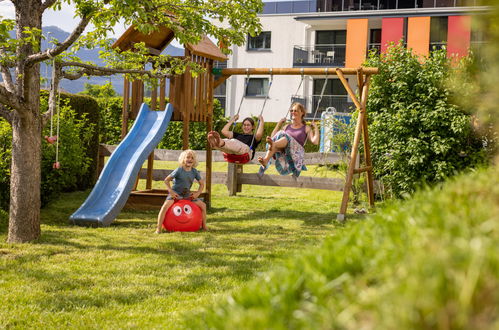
[223, 152, 251, 164]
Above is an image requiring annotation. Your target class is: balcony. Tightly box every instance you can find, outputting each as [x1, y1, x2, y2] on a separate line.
[306, 95, 354, 119]
[293, 44, 346, 67]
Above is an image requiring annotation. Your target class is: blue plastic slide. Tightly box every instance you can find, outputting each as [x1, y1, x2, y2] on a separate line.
[70, 103, 173, 226]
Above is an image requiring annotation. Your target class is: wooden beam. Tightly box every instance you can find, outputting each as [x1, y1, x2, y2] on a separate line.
[239, 173, 345, 191]
[336, 68, 362, 110]
[219, 67, 378, 76]
[353, 165, 373, 174]
[99, 145, 342, 164]
[338, 75, 371, 220]
[214, 75, 229, 88]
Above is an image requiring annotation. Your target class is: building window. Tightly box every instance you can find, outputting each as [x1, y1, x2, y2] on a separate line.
[316, 30, 347, 45]
[430, 16, 448, 50]
[245, 78, 270, 97]
[247, 32, 271, 51]
[369, 29, 382, 53]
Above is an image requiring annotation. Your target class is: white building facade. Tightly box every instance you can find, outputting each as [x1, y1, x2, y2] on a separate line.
[220, 0, 486, 122]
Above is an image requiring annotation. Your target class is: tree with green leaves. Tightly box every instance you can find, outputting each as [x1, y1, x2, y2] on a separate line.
[365, 45, 488, 198]
[0, 0, 262, 243]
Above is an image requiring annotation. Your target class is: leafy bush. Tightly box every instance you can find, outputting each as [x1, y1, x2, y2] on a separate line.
[42, 90, 101, 190]
[40, 102, 96, 206]
[365, 45, 488, 197]
[79, 82, 122, 145]
[0, 93, 97, 209]
[0, 120, 11, 211]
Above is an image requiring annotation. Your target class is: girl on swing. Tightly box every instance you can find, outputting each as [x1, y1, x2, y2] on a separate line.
[258, 102, 319, 177]
[207, 114, 265, 160]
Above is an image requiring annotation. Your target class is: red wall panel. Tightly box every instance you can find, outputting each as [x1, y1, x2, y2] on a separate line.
[447, 15, 471, 58]
[381, 17, 405, 53]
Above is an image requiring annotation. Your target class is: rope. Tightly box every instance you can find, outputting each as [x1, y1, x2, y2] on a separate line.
[55, 88, 61, 166]
[286, 68, 305, 121]
[230, 69, 250, 131]
[248, 69, 273, 152]
[310, 68, 329, 122]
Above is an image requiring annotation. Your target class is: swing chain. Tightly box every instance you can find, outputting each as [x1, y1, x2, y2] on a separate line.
[230, 68, 250, 131]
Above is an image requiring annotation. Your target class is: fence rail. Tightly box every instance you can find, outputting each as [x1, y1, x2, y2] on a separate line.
[99, 145, 345, 193]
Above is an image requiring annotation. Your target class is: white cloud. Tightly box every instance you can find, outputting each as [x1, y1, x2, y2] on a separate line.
[0, 1, 15, 19]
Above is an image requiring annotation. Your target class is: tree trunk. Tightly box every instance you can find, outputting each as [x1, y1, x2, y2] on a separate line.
[8, 111, 42, 242]
[7, 0, 43, 243]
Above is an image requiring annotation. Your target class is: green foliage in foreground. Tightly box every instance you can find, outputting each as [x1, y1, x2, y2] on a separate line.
[185, 166, 499, 329]
[366, 46, 488, 198]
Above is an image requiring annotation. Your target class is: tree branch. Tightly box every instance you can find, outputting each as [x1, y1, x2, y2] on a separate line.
[0, 63, 15, 93]
[60, 61, 171, 80]
[42, 0, 58, 11]
[25, 15, 92, 65]
[0, 82, 24, 110]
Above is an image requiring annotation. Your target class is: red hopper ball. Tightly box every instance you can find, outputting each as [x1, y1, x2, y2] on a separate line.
[163, 199, 202, 232]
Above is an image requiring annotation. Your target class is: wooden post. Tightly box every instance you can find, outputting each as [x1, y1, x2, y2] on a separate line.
[361, 76, 375, 208]
[227, 163, 238, 196]
[121, 77, 129, 140]
[205, 60, 214, 208]
[159, 78, 166, 111]
[337, 73, 372, 221]
[146, 153, 154, 190]
[182, 51, 192, 150]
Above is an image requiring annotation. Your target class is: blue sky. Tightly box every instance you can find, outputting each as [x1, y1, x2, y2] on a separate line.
[0, 1, 127, 38]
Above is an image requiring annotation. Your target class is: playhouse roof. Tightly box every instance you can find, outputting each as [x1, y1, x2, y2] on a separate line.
[112, 25, 227, 62]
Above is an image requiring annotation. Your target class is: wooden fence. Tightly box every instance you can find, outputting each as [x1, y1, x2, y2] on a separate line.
[98, 145, 347, 195]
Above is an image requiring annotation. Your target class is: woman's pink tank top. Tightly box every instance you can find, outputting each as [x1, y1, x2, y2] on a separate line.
[285, 124, 307, 146]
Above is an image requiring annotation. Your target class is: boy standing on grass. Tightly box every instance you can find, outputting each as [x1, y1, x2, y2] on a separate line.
[155, 149, 207, 233]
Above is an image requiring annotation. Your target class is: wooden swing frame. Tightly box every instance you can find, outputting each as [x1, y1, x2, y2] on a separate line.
[213, 67, 379, 220]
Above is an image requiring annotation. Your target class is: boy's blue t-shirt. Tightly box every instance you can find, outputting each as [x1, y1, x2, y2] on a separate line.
[169, 167, 201, 196]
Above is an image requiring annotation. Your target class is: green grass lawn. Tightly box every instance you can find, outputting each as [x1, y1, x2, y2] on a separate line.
[0, 164, 362, 328]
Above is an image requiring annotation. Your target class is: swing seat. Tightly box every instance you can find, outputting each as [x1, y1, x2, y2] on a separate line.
[223, 152, 251, 164]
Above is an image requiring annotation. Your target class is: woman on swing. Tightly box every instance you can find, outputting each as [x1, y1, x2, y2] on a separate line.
[207, 114, 265, 159]
[258, 102, 319, 177]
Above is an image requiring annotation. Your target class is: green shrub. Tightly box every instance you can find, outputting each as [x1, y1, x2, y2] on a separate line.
[79, 82, 122, 145]
[40, 102, 95, 206]
[365, 45, 488, 198]
[0, 120, 11, 211]
[0, 92, 98, 209]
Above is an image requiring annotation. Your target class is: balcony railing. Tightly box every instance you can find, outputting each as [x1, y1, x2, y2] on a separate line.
[293, 44, 346, 67]
[306, 95, 354, 119]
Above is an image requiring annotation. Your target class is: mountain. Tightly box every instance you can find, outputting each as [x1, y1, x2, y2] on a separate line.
[4, 26, 185, 95]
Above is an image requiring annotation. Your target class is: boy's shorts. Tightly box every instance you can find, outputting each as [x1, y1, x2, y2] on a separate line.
[166, 192, 199, 202]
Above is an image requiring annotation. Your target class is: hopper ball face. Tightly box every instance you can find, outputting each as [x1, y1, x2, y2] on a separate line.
[163, 199, 202, 232]
[171, 202, 194, 223]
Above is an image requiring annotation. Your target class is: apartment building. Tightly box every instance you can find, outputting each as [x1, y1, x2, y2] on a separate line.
[221, 0, 487, 121]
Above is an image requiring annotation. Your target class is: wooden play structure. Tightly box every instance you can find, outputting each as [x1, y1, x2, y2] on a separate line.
[109, 25, 379, 220]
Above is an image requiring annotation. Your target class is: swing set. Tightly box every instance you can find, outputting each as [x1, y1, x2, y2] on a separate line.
[106, 25, 379, 220]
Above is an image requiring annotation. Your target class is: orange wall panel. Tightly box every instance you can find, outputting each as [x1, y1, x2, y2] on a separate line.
[345, 19, 368, 68]
[407, 17, 431, 57]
